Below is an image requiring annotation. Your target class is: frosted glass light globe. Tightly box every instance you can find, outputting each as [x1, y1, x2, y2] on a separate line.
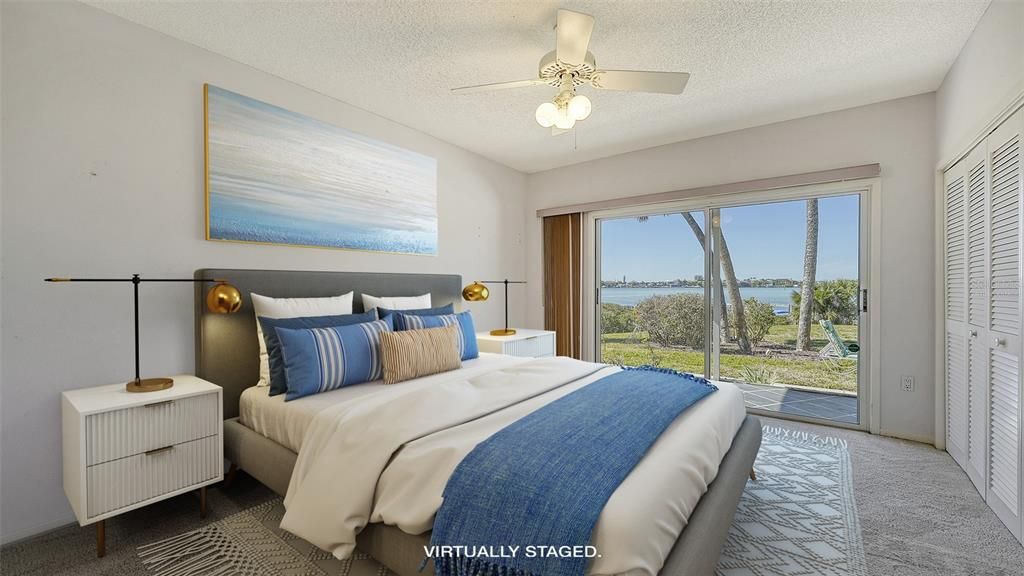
[535, 102, 558, 127]
[568, 94, 592, 120]
[554, 108, 576, 130]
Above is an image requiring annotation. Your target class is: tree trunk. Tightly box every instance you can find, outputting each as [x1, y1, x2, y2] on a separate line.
[718, 232, 751, 353]
[796, 199, 819, 351]
[681, 212, 750, 353]
[680, 213, 731, 341]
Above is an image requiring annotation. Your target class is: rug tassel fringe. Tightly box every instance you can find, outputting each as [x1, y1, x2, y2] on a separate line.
[762, 424, 848, 448]
[138, 528, 233, 576]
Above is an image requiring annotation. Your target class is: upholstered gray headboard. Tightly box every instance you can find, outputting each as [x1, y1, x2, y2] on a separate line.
[194, 268, 462, 419]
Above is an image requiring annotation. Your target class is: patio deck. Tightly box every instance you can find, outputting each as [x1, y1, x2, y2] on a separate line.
[733, 381, 858, 424]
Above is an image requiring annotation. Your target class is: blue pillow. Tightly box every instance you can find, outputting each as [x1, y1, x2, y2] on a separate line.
[259, 310, 378, 396]
[394, 311, 479, 361]
[379, 303, 455, 328]
[274, 316, 393, 401]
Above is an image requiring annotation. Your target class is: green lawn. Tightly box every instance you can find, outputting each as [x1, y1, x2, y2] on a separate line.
[601, 323, 858, 392]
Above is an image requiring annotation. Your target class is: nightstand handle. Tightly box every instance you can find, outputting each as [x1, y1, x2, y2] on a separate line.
[145, 445, 174, 456]
[143, 400, 175, 409]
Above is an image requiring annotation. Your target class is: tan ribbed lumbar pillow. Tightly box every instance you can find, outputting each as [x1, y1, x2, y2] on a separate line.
[380, 324, 462, 384]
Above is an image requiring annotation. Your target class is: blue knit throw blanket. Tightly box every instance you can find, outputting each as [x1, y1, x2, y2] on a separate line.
[428, 366, 717, 576]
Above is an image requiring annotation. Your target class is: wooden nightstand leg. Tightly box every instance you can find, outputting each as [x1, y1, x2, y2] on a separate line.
[95, 520, 105, 558]
[199, 486, 207, 519]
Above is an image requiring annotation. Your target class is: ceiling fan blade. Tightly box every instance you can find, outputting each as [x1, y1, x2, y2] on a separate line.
[556, 9, 594, 67]
[551, 126, 570, 136]
[450, 79, 548, 94]
[590, 70, 690, 94]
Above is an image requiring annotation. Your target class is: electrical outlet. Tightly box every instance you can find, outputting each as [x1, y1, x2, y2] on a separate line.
[901, 375, 915, 392]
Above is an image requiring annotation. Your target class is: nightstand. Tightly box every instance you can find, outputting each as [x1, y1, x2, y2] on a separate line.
[62, 376, 223, 557]
[476, 329, 557, 358]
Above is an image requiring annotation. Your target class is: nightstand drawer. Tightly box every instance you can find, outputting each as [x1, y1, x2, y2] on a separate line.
[504, 333, 555, 357]
[86, 435, 220, 518]
[85, 393, 219, 466]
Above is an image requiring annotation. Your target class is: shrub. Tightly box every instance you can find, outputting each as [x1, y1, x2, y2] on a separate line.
[790, 279, 859, 325]
[634, 294, 705, 349]
[738, 298, 777, 345]
[738, 365, 778, 384]
[600, 303, 636, 334]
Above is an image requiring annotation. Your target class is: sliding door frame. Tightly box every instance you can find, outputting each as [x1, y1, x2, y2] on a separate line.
[584, 178, 882, 433]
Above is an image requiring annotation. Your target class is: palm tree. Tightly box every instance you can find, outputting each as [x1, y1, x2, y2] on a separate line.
[796, 199, 819, 351]
[680, 213, 750, 353]
[634, 212, 752, 354]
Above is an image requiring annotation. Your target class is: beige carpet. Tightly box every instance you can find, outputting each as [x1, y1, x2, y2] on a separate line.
[3, 417, 1022, 575]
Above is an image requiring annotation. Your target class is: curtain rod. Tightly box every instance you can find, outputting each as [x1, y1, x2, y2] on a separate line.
[535, 163, 881, 218]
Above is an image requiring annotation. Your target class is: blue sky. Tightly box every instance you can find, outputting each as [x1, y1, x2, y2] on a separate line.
[601, 195, 860, 281]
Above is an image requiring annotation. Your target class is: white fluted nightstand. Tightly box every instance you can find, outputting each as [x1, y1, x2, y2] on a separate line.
[476, 329, 556, 358]
[62, 376, 222, 557]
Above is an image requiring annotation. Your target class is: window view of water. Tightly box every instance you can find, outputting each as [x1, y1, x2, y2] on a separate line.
[598, 194, 862, 426]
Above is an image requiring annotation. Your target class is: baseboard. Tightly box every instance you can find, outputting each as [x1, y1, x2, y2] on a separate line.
[0, 515, 77, 547]
[877, 428, 936, 447]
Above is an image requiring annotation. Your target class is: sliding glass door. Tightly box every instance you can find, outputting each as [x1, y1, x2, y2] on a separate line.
[598, 211, 710, 377]
[593, 187, 868, 428]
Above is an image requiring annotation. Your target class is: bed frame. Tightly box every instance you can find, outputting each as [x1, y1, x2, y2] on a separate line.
[195, 268, 762, 576]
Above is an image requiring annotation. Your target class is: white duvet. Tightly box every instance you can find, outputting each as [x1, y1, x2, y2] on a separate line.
[281, 356, 746, 576]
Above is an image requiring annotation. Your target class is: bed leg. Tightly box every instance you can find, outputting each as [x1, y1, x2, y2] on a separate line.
[749, 468, 757, 481]
[224, 463, 239, 488]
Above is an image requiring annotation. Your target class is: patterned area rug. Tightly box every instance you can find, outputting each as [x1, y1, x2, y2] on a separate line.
[138, 425, 863, 576]
[717, 425, 866, 576]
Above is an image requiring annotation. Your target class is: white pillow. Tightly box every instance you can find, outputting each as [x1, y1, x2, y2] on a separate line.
[361, 293, 432, 312]
[251, 292, 354, 386]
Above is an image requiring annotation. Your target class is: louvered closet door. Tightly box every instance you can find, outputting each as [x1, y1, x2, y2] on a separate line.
[986, 109, 1023, 542]
[945, 159, 969, 470]
[965, 143, 990, 493]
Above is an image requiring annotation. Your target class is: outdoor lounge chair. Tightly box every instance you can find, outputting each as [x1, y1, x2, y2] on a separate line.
[819, 319, 859, 360]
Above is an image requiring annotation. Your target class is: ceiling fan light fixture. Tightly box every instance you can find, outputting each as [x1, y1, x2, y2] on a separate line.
[535, 102, 559, 127]
[568, 94, 592, 120]
[554, 107, 576, 130]
[450, 9, 689, 136]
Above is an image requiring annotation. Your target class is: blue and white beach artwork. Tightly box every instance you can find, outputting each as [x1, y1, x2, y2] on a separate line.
[205, 85, 437, 254]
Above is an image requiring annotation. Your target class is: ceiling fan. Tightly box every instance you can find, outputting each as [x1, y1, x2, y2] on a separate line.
[451, 9, 690, 135]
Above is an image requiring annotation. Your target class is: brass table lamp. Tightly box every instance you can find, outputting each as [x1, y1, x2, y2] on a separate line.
[45, 274, 242, 392]
[462, 279, 526, 336]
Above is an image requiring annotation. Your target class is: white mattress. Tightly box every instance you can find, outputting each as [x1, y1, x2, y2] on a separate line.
[239, 353, 528, 453]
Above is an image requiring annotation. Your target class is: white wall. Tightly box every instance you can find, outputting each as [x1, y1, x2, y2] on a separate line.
[936, 0, 1024, 165]
[0, 1, 526, 543]
[525, 93, 937, 444]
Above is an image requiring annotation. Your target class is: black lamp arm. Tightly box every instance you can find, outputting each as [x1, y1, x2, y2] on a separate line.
[471, 279, 527, 334]
[44, 275, 231, 384]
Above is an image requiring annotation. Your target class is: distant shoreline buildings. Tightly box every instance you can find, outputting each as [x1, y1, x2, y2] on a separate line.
[601, 276, 801, 289]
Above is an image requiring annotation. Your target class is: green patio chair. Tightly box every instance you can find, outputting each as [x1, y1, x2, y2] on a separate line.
[818, 319, 859, 360]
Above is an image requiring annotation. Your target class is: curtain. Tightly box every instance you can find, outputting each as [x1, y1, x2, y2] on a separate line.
[543, 213, 582, 359]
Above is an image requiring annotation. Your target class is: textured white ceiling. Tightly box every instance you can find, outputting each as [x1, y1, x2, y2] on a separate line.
[84, 0, 990, 173]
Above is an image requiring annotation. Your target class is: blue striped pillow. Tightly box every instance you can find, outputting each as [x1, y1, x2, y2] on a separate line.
[394, 311, 479, 361]
[259, 309, 379, 397]
[380, 303, 455, 327]
[275, 316, 393, 401]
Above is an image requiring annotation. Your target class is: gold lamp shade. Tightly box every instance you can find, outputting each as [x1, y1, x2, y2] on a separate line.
[462, 282, 490, 302]
[207, 282, 243, 314]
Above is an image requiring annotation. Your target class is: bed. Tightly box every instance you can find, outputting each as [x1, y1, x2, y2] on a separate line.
[195, 268, 762, 576]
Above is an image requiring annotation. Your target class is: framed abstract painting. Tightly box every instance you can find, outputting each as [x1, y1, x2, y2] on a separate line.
[204, 84, 437, 255]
